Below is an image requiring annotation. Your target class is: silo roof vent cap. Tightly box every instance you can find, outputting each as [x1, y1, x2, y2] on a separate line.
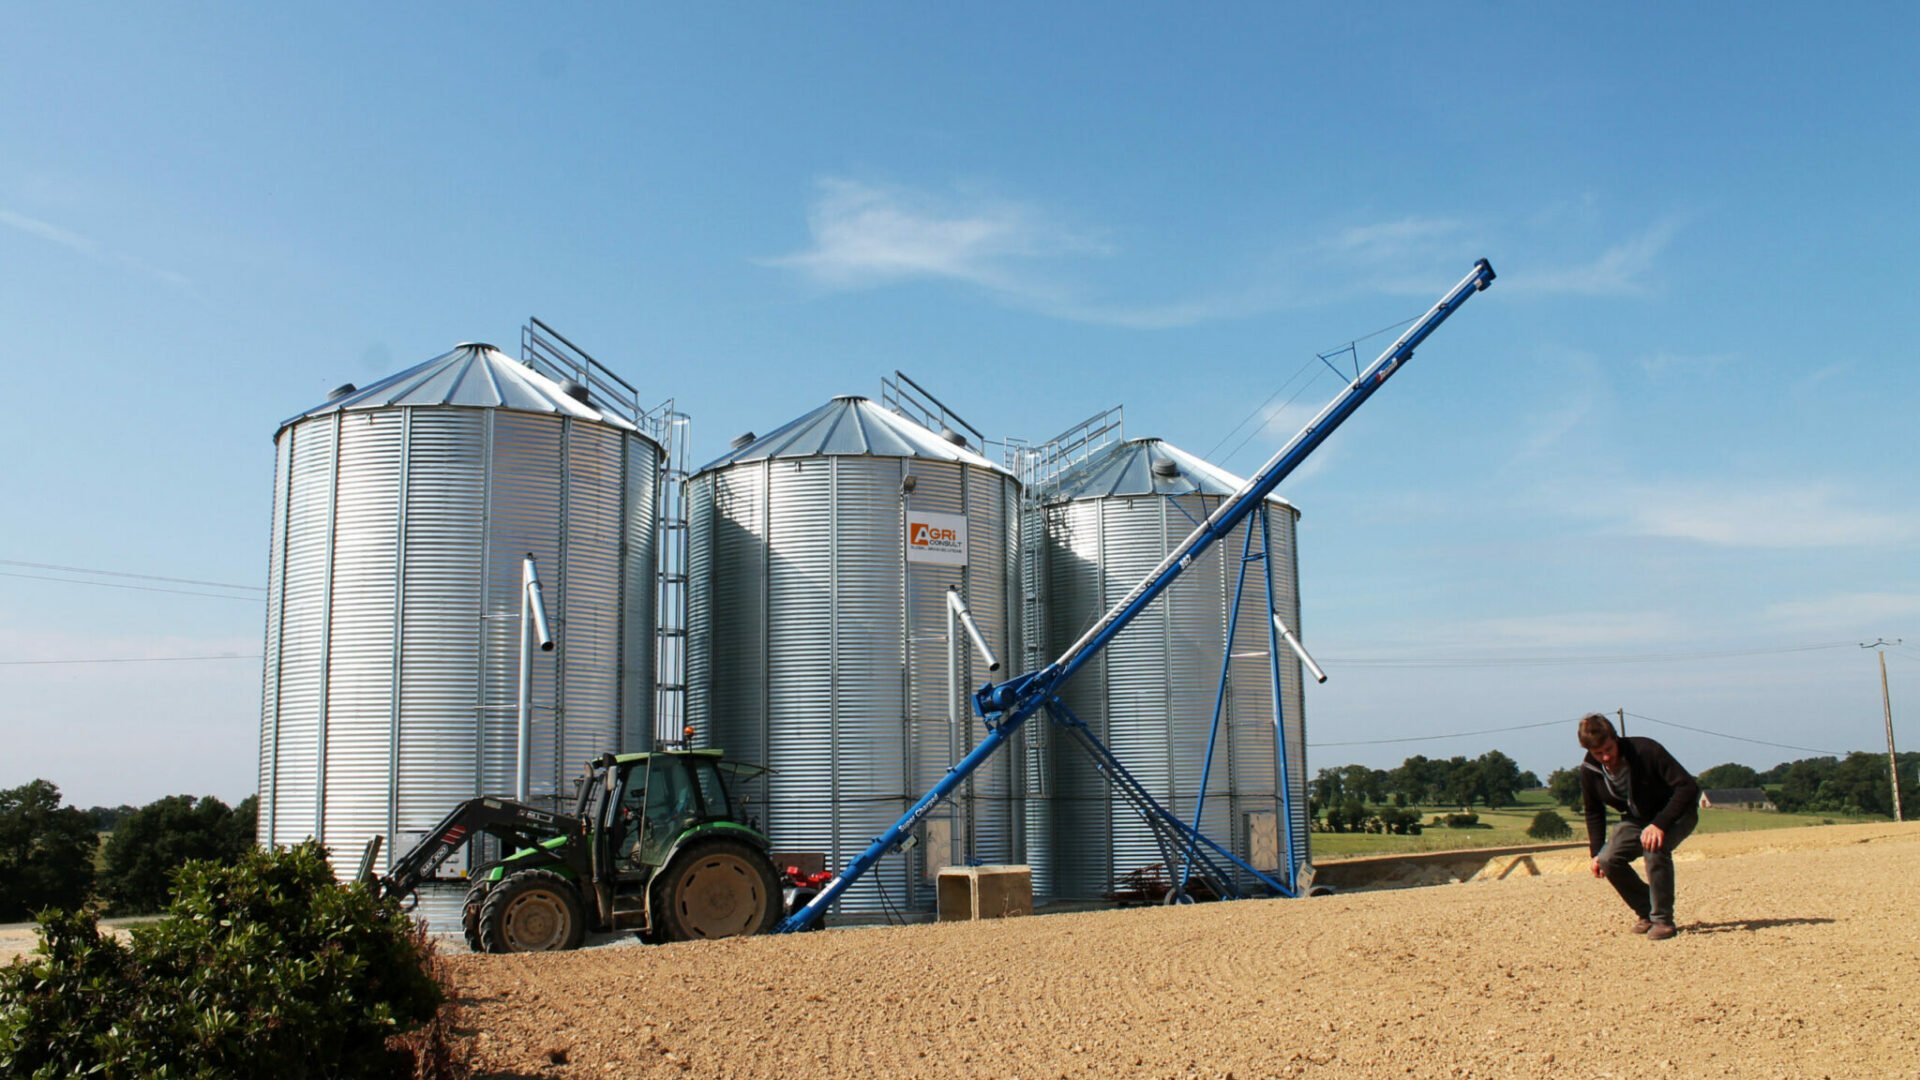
[326, 382, 358, 401]
[939, 426, 969, 448]
[560, 378, 593, 406]
[1151, 458, 1180, 478]
[729, 431, 757, 450]
[452, 341, 498, 352]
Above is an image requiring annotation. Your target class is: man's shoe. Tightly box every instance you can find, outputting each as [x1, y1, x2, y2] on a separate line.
[1631, 916, 1654, 934]
[1646, 922, 1677, 941]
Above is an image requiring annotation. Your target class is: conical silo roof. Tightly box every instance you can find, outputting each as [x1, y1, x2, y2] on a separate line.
[278, 342, 638, 434]
[1047, 437, 1295, 510]
[697, 395, 1010, 474]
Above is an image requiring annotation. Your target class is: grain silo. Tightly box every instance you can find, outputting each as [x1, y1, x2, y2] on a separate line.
[259, 342, 661, 877]
[1041, 437, 1308, 900]
[685, 396, 1022, 917]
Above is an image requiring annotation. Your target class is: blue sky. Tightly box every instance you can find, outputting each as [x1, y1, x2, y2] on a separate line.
[3, 5, 1915, 808]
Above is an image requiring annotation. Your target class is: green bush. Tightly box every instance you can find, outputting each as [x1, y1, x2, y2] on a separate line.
[0, 841, 445, 1078]
[1443, 812, 1480, 829]
[1371, 806, 1423, 835]
[1526, 809, 1574, 841]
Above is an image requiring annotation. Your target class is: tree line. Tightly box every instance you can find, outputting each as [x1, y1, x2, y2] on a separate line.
[1546, 750, 1920, 818]
[0, 779, 256, 922]
[1314, 748, 1919, 827]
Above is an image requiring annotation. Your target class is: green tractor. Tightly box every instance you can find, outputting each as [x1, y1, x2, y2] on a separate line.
[369, 749, 816, 952]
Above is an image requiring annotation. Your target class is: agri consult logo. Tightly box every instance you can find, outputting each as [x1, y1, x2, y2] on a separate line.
[910, 522, 958, 549]
[905, 511, 969, 566]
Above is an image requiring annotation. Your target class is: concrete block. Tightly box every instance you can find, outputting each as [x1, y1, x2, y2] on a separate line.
[936, 865, 1033, 922]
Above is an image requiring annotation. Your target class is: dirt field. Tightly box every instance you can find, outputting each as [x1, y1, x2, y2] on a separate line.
[432, 821, 1920, 1079]
[6, 822, 1914, 1077]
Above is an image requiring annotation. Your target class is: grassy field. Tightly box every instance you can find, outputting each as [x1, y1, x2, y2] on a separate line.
[1309, 789, 1883, 859]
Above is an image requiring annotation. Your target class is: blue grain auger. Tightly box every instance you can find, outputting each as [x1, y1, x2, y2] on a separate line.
[776, 258, 1496, 932]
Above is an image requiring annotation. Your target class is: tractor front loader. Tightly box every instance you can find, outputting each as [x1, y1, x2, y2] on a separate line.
[366, 749, 814, 952]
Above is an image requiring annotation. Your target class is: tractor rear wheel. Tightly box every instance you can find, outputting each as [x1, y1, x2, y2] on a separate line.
[655, 838, 781, 942]
[478, 869, 587, 953]
[461, 880, 493, 952]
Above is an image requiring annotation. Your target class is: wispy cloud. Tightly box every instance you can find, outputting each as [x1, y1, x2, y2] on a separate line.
[761, 178, 1107, 292]
[0, 208, 193, 290]
[765, 179, 1683, 326]
[1762, 591, 1920, 631]
[1324, 216, 1468, 263]
[1510, 219, 1679, 296]
[1637, 350, 1735, 381]
[1619, 483, 1919, 548]
[1444, 610, 1689, 650]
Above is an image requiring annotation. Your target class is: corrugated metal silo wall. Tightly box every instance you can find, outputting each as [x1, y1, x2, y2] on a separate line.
[1043, 494, 1308, 900]
[259, 408, 658, 878]
[1017, 496, 1054, 902]
[687, 455, 1021, 916]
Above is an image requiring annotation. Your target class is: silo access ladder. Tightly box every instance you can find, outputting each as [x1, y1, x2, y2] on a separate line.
[776, 259, 1497, 931]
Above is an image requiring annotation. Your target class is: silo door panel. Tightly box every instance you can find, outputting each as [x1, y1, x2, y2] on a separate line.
[1246, 811, 1279, 873]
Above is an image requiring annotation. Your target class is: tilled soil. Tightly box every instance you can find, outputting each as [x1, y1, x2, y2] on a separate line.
[442, 821, 1920, 1079]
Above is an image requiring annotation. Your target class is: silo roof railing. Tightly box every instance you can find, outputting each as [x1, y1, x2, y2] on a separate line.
[696, 395, 1012, 475]
[279, 342, 641, 435]
[1047, 437, 1297, 508]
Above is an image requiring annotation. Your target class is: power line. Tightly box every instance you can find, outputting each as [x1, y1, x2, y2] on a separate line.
[1206, 311, 1423, 467]
[0, 571, 265, 603]
[0, 654, 261, 667]
[1310, 717, 1569, 748]
[0, 559, 264, 592]
[1201, 356, 1320, 462]
[1623, 710, 1840, 757]
[1321, 640, 1861, 669]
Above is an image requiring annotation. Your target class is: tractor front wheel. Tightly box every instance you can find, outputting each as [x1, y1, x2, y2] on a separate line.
[655, 838, 781, 942]
[478, 869, 587, 953]
[461, 880, 493, 953]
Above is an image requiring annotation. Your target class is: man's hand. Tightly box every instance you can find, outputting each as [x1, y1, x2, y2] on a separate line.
[1640, 823, 1666, 852]
[1590, 857, 1605, 878]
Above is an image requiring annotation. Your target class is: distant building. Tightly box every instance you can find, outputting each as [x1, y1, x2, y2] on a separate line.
[1700, 787, 1774, 811]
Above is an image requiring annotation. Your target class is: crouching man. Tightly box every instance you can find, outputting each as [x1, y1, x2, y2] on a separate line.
[1577, 713, 1700, 941]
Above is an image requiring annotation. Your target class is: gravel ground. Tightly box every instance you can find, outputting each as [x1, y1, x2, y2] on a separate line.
[440, 821, 1920, 1079]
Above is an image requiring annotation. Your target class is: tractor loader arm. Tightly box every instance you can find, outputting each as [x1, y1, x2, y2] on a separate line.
[371, 797, 580, 902]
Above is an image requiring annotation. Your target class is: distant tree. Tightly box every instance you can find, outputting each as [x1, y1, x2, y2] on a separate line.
[1474, 750, 1523, 808]
[1526, 810, 1573, 841]
[1773, 757, 1838, 813]
[1517, 770, 1543, 791]
[1546, 767, 1584, 809]
[1697, 763, 1761, 790]
[0, 780, 98, 920]
[1389, 755, 1436, 805]
[1442, 756, 1478, 808]
[1312, 768, 1346, 809]
[83, 805, 138, 832]
[102, 795, 259, 915]
[1338, 764, 1389, 806]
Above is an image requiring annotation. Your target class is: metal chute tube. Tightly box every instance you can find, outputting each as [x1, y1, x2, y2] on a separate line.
[524, 556, 555, 652]
[1272, 615, 1327, 684]
[517, 554, 555, 802]
[946, 587, 1001, 672]
[800, 260, 1494, 928]
[1047, 259, 1494, 684]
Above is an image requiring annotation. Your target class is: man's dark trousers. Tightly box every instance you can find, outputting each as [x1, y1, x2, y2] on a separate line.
[1596, 811, 1698, 925]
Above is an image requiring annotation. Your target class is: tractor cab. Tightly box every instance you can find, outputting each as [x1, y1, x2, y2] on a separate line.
[586, 750, 755, 875]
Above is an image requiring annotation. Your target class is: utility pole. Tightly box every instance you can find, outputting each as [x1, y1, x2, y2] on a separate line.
[1862, 639, 1903, 823]
[1617, 708, 1627, 736]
